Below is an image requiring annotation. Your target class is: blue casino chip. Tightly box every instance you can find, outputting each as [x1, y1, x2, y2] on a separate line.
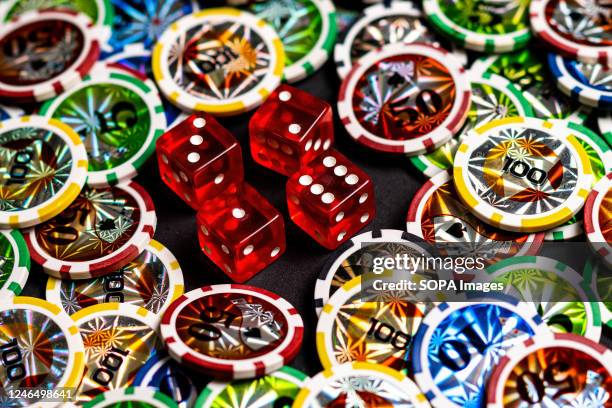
[134, 351, 197, 408]
[548, 53, 612, 109]
[411, 296, 549, 408]
[105, 0, 197, 55]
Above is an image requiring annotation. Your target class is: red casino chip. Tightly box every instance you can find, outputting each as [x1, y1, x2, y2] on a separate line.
[337, 42, 471, 155]
[0, 9, 106, 102]
[488, 332, 612, 407]
[160, 284, 304, 380]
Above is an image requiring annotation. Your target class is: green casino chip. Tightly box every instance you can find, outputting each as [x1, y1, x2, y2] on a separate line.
[410, 70, 533, 178]
[545, 122, 612, 241]
[1, 0, 113, 29]
[40, 62, 166, 187]
[245, 0, 337, 83]
[480, 256, 602, 341]
[422, 0, 531, 52]
[0, 229, 29, 296]
[195, 366, 306, 408]
[471, 49, 590, 122]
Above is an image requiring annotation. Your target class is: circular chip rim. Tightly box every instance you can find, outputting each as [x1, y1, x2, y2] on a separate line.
[582, 256, 612, 329]
[0, 296, 85, 391]
[1, 0, 114, 28]
[529, 0, 612, 65]
[314, 229, 431, 316]
[72, 301, 160, 328]
[481, 255, 602, 341]
[0, 9, 105, 102]
[293, 361, 429, 407]
[0, 115, 89, 229]
[411, 297, 549, 408]
[195, 365, 307, 408]
[45, 239, 183, 315]
[545, 121, 612, 241]
[584, 172, 612, 268]
[337, 42, 471, 155]
[453, 116, 594, 233]
[0, 229, 30, 297]
[598, 111, 611, 147]
[40, 62, 167, 187]
[406, 169, 545, 254]
[423, 0, 531, 52]
[548, 53, 612, 109]
[83, 386, 178, 408]
[486, 331, 612, 407]
[25, 180, 157, 279]
[409, 70, 534, 177]
[152, 7, 285, 116]
[160, 284, 304, 380]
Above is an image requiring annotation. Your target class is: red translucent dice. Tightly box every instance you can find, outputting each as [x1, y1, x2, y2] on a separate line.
[286, 150, 375, 249]
[157, 113, 243, 209]
[249, 85, 334, 177]
[196, 183, 286, 282]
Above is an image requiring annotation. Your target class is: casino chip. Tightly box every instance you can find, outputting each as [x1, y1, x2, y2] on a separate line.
[337, 43, 471, 155]
[0, 10, 105, 103]
[470, 48, 590, 121]
[134, 352, 196, 408]
[106, 0, 197, 55]
[153, 8, 285, 116]
[160, 284, 303, 380]
[294, 361, 429, 407]
[407, 170, 544, 263]
[585, 173, 612, 269]
[314, 229, 437, 316]
[1, 0, 114, 29]
[530, 0, 612, 65]
[411, 297, 549, 408]
[0, 115, 89, 229]
[0, 296, 85, 406]
[72, 302, 162, 402]
[0, 229, 29, 297]
[545, 122, 612, 241]
[480, 255, 602, 340]
[46, 239, 183, 315]
[40, 62, 167, 187]
[548, 54, 612, 109]
[410, 70, 533, 178]
[25, 181, 157, 279]
[453, 117, 593, 233]
[487, 332, 612, 407]
[316, 274, 429, 373]
[423, 0, 530, 52]
[334, 1, 467, 80]
[245, 0, 337, 83]
[599, 111, 612, 147]
[84, 387, 178, 408]
[195, 365, 306, 408]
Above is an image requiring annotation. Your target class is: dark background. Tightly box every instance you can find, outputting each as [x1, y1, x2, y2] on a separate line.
[22, 53, 425, 380]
